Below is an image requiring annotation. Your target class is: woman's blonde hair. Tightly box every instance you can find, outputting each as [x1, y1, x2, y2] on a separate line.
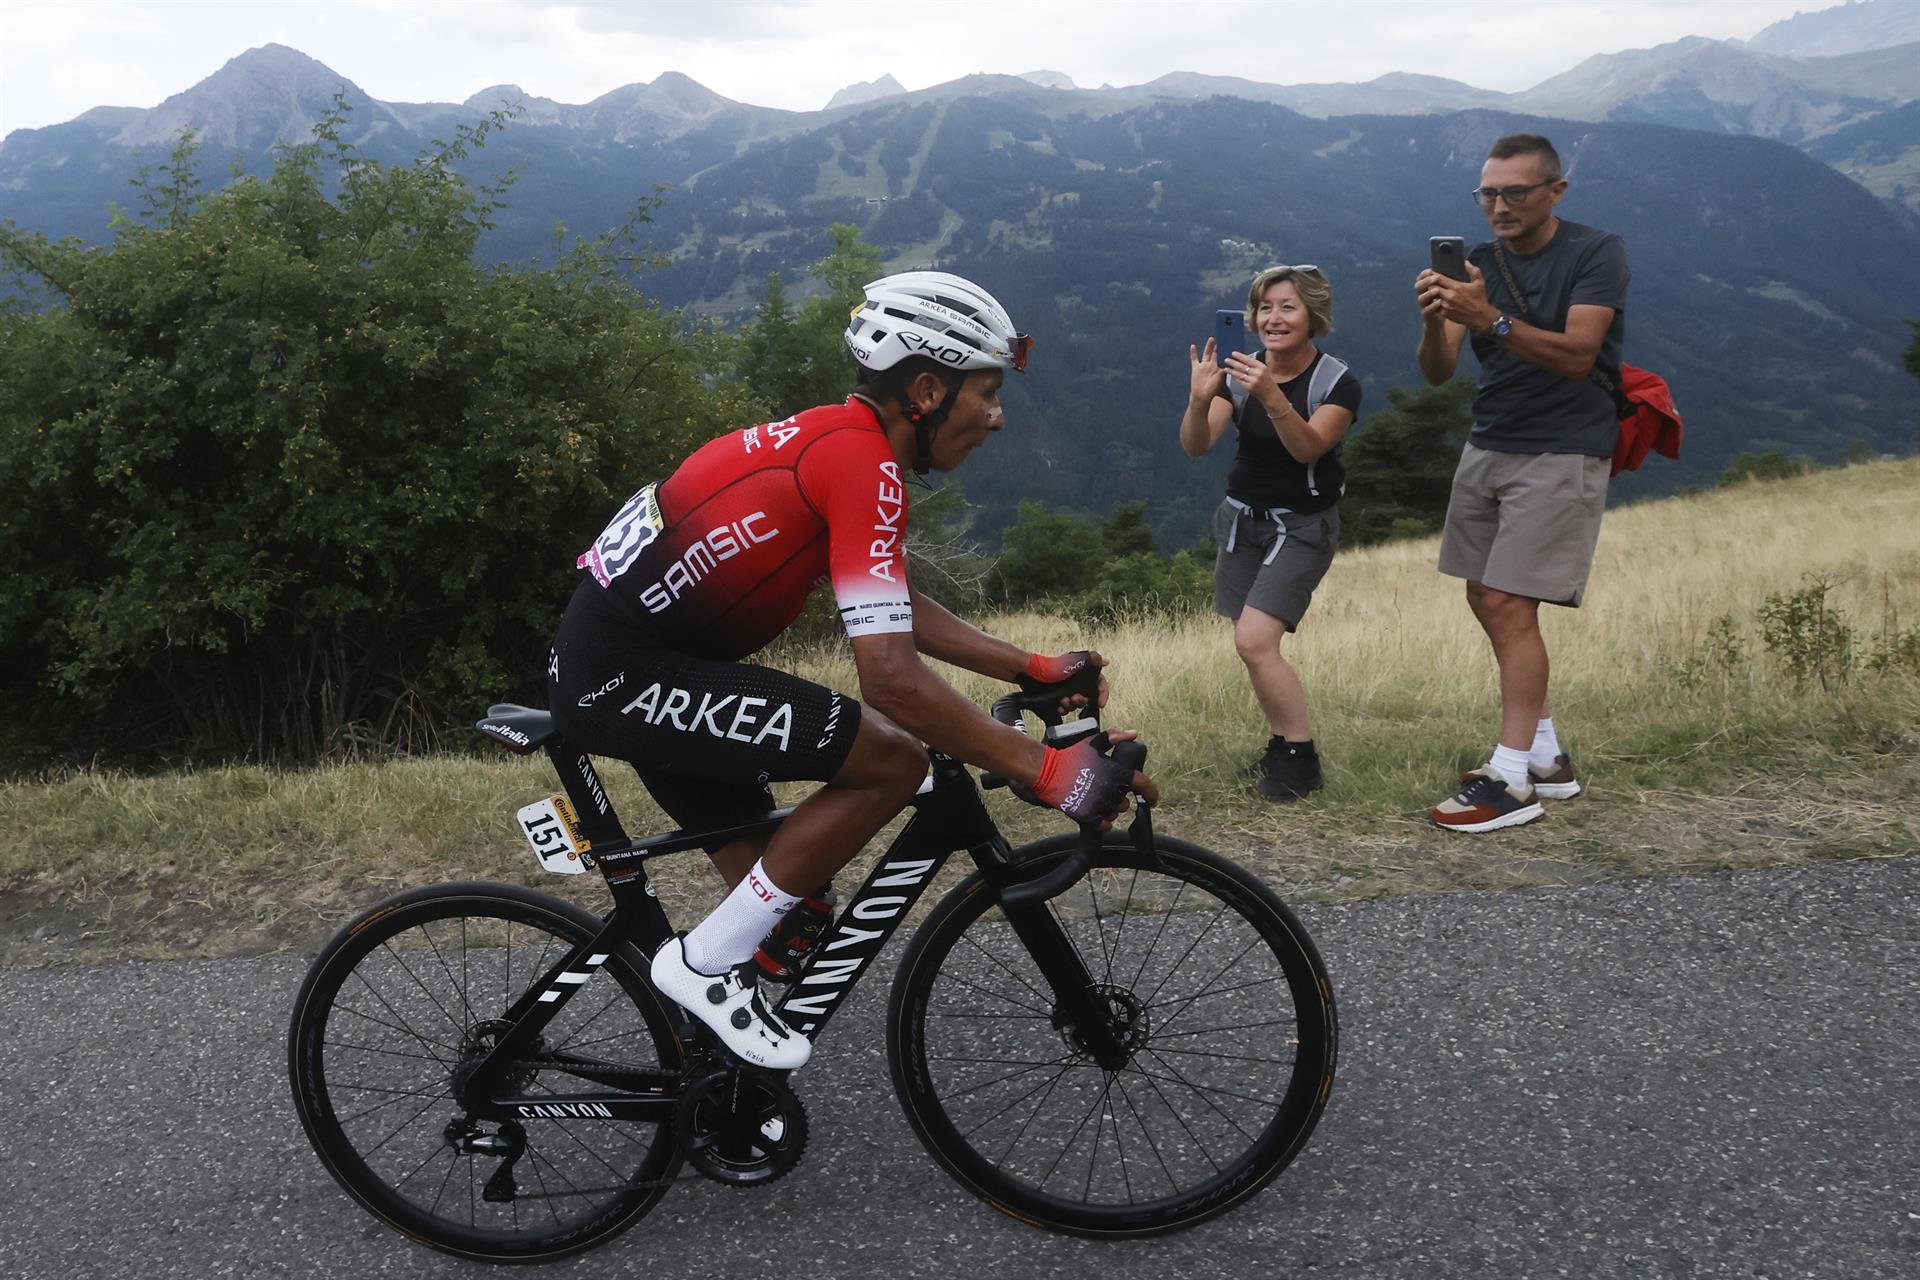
[1245, 265, 1334, 339]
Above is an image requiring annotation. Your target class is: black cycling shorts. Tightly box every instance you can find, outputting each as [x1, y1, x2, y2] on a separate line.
[549, 582, 863, 841]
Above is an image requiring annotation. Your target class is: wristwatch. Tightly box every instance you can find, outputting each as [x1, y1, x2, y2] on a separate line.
[1490, 313, 1514, 338]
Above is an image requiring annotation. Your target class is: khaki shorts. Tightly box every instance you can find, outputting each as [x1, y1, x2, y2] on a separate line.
[1437, 443, 1609, 607]
[1211, 500, 1339, 629]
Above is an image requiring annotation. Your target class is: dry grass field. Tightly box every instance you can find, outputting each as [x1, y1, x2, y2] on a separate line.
[3, 458, 1917, 965]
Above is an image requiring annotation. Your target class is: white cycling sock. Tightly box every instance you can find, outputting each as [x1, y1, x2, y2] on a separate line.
[1485, 744, 1532, 791]
[682, 859, 800, 975]
[1530, 717, 1563, 770]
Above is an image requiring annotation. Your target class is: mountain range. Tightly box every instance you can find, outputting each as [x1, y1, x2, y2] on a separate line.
[3, 2, 1919, 540]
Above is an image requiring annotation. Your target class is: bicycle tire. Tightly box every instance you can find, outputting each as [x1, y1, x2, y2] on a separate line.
[288, 881, 686, 1262]
[887, 832, 1337, 1237]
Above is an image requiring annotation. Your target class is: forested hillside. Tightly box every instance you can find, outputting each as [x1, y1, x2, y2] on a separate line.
[6, 54, 1917, 541]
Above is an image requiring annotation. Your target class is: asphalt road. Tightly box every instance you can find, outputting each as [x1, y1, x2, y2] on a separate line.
[2, 857, 1915, 1279]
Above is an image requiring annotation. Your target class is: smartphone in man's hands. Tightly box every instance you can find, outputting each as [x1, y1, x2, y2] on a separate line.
[1429, 236, 1470, 283]
[1214, 310, 1245, 367]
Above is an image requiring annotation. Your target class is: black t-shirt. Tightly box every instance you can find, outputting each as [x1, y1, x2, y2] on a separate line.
[1466, 219, 1630, 457]
[1217, 350, 1363, 513]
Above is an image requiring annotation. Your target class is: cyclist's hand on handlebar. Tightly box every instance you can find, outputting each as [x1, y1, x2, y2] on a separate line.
[1019, 729, 1158, 828]
[1018, 649, 1110, 717]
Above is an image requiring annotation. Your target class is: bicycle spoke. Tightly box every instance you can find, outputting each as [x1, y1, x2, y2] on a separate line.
[1135, 1052, 1281, 1119]
[933, 961, 1055, 1019]
[1125, 874, 1190, 994]
[343, 1083, 453, 1155]
[990, 1056, 1080, 1164]
[324, 1002, 460, 1058]
[346, 967, 462, 1067]
[1121, 1066, 1213, 1189]
[943, 1060, 1084, 1111]
[955, 1057, 1082, 1144]
[1151, 1017, 1297, 1042]
[954, 928, 1056, 1012]
[1146, 933, 1267, 1038]
[1149, 1042, 1294, 1068]
[320, 1035, 457, 1067]
[1037, 1071, 1117, 1192]
[1105, 868, 1142, 987]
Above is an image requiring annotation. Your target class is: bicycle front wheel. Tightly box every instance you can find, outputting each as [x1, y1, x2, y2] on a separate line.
[288, 881, 685, 1263]
[887, 832, 1336, 1237]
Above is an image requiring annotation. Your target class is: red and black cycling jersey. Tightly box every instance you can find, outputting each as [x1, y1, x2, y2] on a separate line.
[576, 398, 913, 660]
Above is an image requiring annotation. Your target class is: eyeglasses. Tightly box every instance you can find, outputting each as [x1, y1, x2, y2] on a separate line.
[1471, 181, 1556, 208]
[1271, 263, 1321, 275]
[1008, 333, 1034, 372]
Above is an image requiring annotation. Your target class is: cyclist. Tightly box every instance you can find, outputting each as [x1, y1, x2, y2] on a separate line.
[548, 272, 1158, 1071]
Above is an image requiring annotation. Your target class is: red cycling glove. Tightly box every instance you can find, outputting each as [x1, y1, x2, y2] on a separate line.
[1026, 732, 1134, 824]
[1020, 650, 1092, 693]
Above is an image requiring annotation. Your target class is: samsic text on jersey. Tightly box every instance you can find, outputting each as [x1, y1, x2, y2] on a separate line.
[577, 399, 914, 659]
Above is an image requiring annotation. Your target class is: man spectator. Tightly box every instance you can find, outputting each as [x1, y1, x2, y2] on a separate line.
[1413, 132, 1630, 832]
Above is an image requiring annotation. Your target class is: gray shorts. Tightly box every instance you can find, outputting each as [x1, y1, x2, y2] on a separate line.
[1437, 443, 1609, 607]
[1211, 499, 1339, 630]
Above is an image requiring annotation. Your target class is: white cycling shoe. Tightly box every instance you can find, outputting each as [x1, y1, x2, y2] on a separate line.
[649, 936, 811, 1072]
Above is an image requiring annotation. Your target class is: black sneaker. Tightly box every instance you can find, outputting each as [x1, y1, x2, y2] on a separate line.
[753, 886, 838, 982]
[1257, 744, 1323, 803]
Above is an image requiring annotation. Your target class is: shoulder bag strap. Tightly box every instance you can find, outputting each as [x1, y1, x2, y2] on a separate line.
[1492, 241, 1628, 410]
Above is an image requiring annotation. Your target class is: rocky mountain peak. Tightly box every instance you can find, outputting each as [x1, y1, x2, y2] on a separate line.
[1747, 0, 1920, 57]
[116, 43, 385, 150]
[827, 74, 906, 110]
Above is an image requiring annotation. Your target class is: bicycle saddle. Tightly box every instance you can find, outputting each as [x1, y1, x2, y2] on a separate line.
[476, 704, 561, 754]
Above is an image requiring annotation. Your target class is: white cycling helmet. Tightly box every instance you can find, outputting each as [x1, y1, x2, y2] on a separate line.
[844, 271, 1032, 375]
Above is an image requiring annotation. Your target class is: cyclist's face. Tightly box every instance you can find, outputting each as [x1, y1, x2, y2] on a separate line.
[931, 369, 1006, 471]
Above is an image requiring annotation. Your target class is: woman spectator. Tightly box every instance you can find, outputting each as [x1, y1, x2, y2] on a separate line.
[1179, 265, 1362, 801]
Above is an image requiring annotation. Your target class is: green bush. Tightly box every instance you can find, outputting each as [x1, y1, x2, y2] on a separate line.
[994, 500, 1103, 604]
[1757, 578, 1855, 689]
[1340, 376, 1474, 548]
[0, 108, 756, 765]
[1721, 451, 1815, 485]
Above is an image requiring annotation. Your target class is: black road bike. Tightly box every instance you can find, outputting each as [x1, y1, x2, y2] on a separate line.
[288, 682, 1338, 1262]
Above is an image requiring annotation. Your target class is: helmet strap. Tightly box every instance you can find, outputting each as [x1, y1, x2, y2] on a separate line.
[909, 374, 966, 475]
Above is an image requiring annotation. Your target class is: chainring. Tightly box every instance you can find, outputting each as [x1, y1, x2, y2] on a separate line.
[675, 1068, 808, 1187]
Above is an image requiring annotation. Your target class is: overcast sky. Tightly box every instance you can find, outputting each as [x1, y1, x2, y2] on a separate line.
[0, 0, 1846, 139]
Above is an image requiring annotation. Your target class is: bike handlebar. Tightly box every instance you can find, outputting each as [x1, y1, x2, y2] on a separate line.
[999, 739, 1153, 912]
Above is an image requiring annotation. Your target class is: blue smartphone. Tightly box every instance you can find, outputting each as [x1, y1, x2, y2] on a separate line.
[1213, 309, 1245, 367]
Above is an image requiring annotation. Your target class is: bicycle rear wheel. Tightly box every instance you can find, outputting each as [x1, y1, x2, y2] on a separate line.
[288, 881, 685, 1263]
[887, 833, 1336, 1237]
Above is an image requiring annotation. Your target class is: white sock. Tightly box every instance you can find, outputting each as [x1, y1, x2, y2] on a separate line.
[1486, 744, 1531, 791]
[682, 859, 800, 974]
[1530, 718, 1563, 770]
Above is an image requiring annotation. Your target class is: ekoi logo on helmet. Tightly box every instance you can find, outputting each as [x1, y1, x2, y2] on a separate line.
[896, 330, 972, 367]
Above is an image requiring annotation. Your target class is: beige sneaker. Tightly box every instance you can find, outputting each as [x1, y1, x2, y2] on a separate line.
[1460, 754, 1582, 801]
[1430, 768, 1545, 833]
[1528, 754, 1582, 800]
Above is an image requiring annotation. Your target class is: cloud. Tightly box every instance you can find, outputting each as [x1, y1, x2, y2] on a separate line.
[524, 0, 819, 42]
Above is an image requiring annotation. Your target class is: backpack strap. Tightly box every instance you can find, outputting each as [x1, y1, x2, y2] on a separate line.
[1305, 354, 1347, 418]
[1228, 352, 1346, 420]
